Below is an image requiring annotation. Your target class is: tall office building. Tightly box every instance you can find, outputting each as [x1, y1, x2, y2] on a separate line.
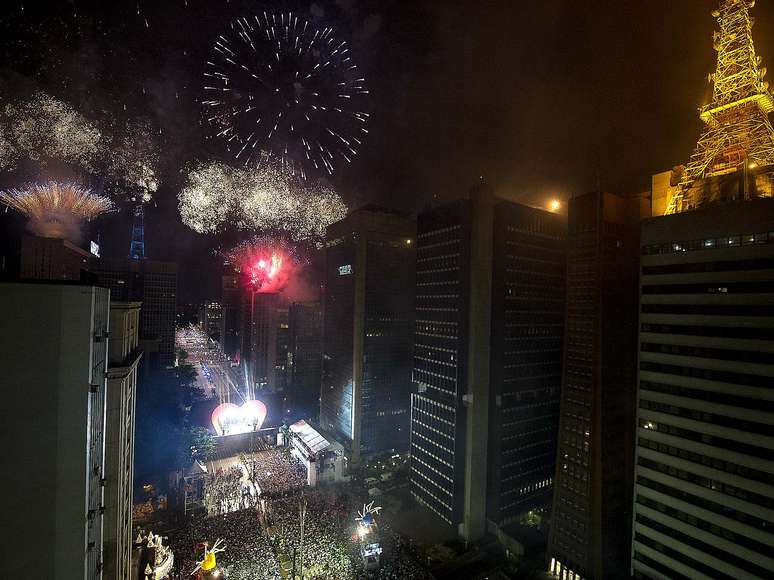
[320, 206, 415, 464]
[220, 270, 241, 359]
[93, 258, 178, 368]
[1, 282, 110, 579]
[630, 2, 774, 579]
[410, 188, 566, 541]
[289, 301, 323, 422]
[240, 291, 290, 395]
[199, 300, 223, 340]
[631, 198, 774, 580]
[546, 191, 648, 580]
[104, 301, 142, 580]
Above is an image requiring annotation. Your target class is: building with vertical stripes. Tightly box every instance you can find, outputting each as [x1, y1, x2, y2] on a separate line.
[410, 186, 565, 541]
[547, 191, 649, 580]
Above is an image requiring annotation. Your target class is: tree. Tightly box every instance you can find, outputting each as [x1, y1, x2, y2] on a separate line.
[189, 426, 217, 462]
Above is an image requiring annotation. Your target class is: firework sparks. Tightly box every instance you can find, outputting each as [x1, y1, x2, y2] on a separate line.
[203, 11, 370, 177]
[0, 181, 115, 242]
[178, 161, 348, 241]
[108, 119, 160, 203]
[4, 92, 103, 172]
[224, 236, 301, 293]
[0, 91, 162, 203]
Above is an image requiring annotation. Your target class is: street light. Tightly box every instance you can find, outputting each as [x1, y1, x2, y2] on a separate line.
[549, 199, 561, 212]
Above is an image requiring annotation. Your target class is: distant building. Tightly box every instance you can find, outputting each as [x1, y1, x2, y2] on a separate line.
[104, 301, 143, 580]
[220, 270, 241, 359]
[199, 301, 223, 341]
[20, 234, 94, 281]
[289, 301, 323, 422]
[320, 206, 415, 463]
[546, 191, 648, 580]
[241, 291, 289, 396]
[93, 258, 178, 368]
[1, 282, 110, 578]
[409, 188, 566, 541]
[630, 198, 774, 580]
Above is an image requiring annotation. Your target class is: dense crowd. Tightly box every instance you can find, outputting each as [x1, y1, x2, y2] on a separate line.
[202, 465, 252, 516]
[265, 493, 354, 579]
[243, 448, 308, 498]
[167, 447, 431, 579]
[170, 508, 279, 580]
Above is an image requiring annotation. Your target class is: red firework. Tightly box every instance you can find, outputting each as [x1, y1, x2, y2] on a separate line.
[226, 238, 296, 293]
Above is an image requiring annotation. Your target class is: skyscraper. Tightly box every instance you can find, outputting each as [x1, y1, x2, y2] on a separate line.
[546, 191, 648, 580]
[104, 301, 142, 580]
[289, 301, 323, 422]
[220, 269, 241, 359]
[93, 258, 178, 368]
[241, 291, 289, 396]
[320, 206, 415, 464]
[631, 2, 774, 578]
[410, 188, 566, 541]
[632, 198, 774, 580]
[1, 282, 110, 578]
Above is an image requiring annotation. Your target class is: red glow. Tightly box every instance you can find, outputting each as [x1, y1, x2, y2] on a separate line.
[242, 248, 291, 293]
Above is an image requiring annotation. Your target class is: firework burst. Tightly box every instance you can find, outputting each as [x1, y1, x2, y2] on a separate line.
[203, 11, 370, 177]
[0, 91, 162, 203]
[224, 235, 302, 293]
[3, 92, 103, 172]
[178, 160, 348, 241]
[0, 181, 115, 242]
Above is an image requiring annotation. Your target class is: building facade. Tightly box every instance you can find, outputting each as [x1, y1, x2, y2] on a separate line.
[410, 189, 566, 541]
[1, 282, 110, 579]
[631, 198, 774, 580]
[104, 302, 142, 580]
[320, 206, 415, 463]
[20, 234, 94, 281]
[289, 301, 323, 423]
[93, 258, 178, 368]
[546, 192, 648, 580]
[199, 301, 223, 341]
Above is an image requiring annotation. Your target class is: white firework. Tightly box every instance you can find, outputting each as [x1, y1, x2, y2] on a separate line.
[178, 160, 348, 240]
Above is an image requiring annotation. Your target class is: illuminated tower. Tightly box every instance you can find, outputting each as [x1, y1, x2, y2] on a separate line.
[129, 204, 145, 260]
[666, 0, 774, 214]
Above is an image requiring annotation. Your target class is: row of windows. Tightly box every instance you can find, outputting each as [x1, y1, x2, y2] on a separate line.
[635, 513, 771, 580]
[639, 398, 774, 437]
[642, 280, 774, 295]
[638, 436, 774, 486]
[634, 531, 735, 580]
[638, 418, 774, 461]
[640, 360, 772, 389]
[642, 231, 774, 255]
[638, 455, 774, 511]
[641, 322, 774, 341]
[636, 493, 773, 557]
[642, 257, 774, 276]
[636, 475, 771, 531]
[640, 380, 774, 414]
[641, 303, 774, 316]
[641, 341, 774, 366]
[633, 550, 691, 580]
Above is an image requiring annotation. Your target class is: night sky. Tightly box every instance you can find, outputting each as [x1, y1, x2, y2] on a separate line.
[2, 0, 773, 300]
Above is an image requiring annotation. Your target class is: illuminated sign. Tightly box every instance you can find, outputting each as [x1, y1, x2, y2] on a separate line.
[339, 264, 352, 275]
[90, 241, 100, 257]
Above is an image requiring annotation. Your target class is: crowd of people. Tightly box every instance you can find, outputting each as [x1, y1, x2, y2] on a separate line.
[202, 465, 252, 516]
[265, 493, 354, 579]
[243, 447, 308, 499]
[166, 446, 431, 579]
